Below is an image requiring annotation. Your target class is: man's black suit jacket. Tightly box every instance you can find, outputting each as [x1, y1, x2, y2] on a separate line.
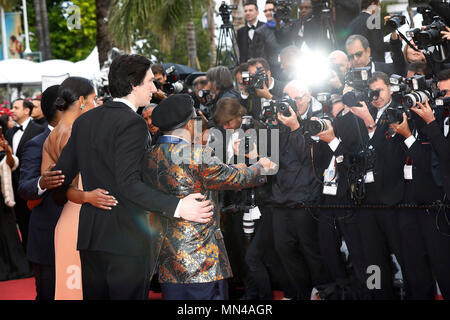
[237, 20, 265, 63]
[6, 120, 45, 187]
[53, 100, 180, 257]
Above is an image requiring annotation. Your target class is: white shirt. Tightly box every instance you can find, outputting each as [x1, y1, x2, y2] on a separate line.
[247, 22, 258, 40]
[368, 101, 391, 139]
[12, 117, 32, 155]
[113, 98, 137, 113]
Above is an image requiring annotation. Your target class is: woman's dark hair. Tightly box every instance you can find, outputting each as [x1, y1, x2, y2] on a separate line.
[108, 54, 151, 98]
[54, 77, 95, 111]
[0, 115, 9, 133]
[213, 97, 247, 126]
[41, 85, 60, 122]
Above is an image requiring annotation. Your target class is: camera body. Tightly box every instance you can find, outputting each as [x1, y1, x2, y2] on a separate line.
[408, 16, 447, 49]
[273, 0, 294, 22]
[347, 144, 377, 203]
[385, 14, 406, 32]
[243, 67, 269, 94]
[154, 66, 186, 95]
[261, 96, 297, 122]
[219, 1, 237, 25]
[343, 67, 380, 107]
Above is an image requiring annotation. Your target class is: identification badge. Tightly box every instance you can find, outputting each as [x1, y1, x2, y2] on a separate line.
[323, 183, 338, 195]
[404, 165, 413, 180]
[364, 171, 375, 184]
[324, 168, 336, 183]
[249, 206, 261, 220]
[336, 155, 344, 163]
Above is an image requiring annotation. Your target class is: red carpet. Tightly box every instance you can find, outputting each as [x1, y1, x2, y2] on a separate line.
[0, 277, 285, 300]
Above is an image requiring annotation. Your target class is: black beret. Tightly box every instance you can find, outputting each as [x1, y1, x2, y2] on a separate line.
[152, 94, 195, 131]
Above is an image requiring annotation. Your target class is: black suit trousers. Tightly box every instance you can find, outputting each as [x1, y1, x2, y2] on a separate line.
[79, 250, 152, 300]
[272, 207, 331, 299]
[399, 208, 450, 300]
[356, 208, 405, 300]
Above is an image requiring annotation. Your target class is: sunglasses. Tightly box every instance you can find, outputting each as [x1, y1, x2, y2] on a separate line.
[348, 51, 364, 60]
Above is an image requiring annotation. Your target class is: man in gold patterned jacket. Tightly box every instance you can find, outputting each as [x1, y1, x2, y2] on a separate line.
[143, 94, 275, 300]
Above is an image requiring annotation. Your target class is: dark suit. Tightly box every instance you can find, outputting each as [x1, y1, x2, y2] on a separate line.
[18, 127, 62, 300]
[237, 21, 265, 63]
[346, 12, 390, 63]
[6, 119, 45, 252]
[371, 38, 407, 77]
[53, 100, 181, 300]
[356, 103, 408, 299]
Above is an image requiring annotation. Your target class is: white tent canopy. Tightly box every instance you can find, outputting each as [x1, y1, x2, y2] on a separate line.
[0, 47, 101, 86]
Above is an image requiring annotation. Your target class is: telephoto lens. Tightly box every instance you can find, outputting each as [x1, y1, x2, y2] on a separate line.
[403, 90, 431, 108]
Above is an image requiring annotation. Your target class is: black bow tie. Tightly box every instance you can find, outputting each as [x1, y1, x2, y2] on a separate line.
[248, 25, 256, 30]
[13, 125, 23, 133]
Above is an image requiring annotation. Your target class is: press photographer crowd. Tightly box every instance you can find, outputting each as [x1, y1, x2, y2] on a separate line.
[1, 0, 450, 302]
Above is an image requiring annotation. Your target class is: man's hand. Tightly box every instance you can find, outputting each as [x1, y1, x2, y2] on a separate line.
[255, 82, 272, 100]
[154, 89, 167, 101]
[258, 157, 277, 173]
[316, 119, 336, 143]
[39, 164, 65, 190]
[329, 70, 343, 90]
[84, 188, 118, 211]
[441, 26, 450, 41]
[389, 113, 412, 138]
[411, 100, 435, 124]
[178, 193, 214, 223]
[233, 138, 259, 160]
[277, 106, 300, 131]
[349, 100, 376, 130]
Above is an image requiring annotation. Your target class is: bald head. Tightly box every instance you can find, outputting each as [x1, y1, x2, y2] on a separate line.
[329, 50, 349, 77]
[283, 80, 311, 116]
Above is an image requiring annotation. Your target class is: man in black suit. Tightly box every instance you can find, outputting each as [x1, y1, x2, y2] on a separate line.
[6, 98, 45, 252]
[345, 34, 406, 77]
[237, 1, 265, 64]
[348, 71, 408, 299]
[346, 0, 389, 63]
[53, 54, 214, 300]
[18, 85, 64, 300]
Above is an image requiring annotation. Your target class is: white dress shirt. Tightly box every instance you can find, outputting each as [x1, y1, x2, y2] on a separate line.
[247, 22, 258, 40]
[37, 124, 55, 196]
[12, 117, 32, 155]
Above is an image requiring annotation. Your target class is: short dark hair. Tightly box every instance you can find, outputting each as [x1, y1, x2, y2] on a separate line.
[438, 69, 450, 82]
[369, 71, 390, 86]
[207, 66, 234, 92]
[247, 57, 270, 72]
[41, 85, 60, 122]
[54, 77, 95, 111]
[213, 97, 247, 126]
[13, 99, 34, 116]
[0, 115, 9, 133]
[361, 0, 379, 10]
[407, 61, 427, 74]
[108, 54, 152, 98]
[232, 63, 249, 78]
[244, 1, 258, 10]
[151, 63, 166, 76]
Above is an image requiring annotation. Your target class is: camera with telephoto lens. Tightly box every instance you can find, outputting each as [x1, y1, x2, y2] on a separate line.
[240, 116, 257, 156]
[343, 67, 380, 107]
[435, 96, 450, 109]
[273, 0, 294, 22]
[385, 74, 441, 124]
[385, 14, 406, 32]
[261, 96, 297, 122]
[301, 118, 331, 136]
[219, 1, 237, 25]
[407, 16, 448, 49]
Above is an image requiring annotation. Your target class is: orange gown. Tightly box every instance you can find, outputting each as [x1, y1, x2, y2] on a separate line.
[41, 122, 82, 300]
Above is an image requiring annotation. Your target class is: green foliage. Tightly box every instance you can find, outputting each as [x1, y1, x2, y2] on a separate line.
[16, 0, 97, 61]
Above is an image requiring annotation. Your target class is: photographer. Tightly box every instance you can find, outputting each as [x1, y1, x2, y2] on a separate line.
[349, 71, 408, 299]
[279, 45, 302, 82]
[388, 107, 450, 299]
[270, 80, 331, 299]
[240, 57, 286, 121]
[328, 50, 350, 94]
[411, 69, 450, 199]
[206, 66, 240, 125]
[314, 95, 370, 297]
[150, 64, 169, 103]
[345, 34, 407, 77]
[274, 0, 322, 50]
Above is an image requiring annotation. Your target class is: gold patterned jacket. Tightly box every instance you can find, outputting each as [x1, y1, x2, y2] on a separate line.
[143, 137, 266, 284]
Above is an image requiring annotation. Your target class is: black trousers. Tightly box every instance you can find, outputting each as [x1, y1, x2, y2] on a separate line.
[161, 279, 228, 300]
[272, 207, 331, 299]
[318, 209, 367, 288]
[79, 250, 152, 300]
[32, 263, 55, 300]
[14, 198, 31, 253]
[399, 208, 450, 300]
[356, 208, 405, 300]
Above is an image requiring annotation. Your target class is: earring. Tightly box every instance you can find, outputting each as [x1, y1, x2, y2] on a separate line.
[80, 104, 85, 110]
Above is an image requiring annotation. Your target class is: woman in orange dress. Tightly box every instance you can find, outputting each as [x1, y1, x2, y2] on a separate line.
[41, 77, 117, 300]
